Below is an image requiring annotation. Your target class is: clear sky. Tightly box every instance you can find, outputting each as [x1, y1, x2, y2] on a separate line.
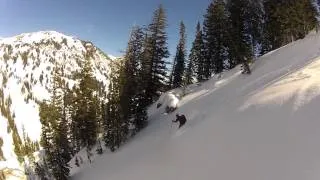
[0, 0, 211, 58]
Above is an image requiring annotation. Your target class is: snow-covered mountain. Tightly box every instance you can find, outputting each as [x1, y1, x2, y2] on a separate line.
[73, 31, 320, 180]
[0, 31, 111, 178]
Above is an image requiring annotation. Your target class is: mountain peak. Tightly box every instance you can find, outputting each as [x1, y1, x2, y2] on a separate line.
[0, 31, 111, 175]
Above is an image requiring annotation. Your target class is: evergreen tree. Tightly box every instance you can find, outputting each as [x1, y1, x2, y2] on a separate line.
[128, 27, 149, 132]
[131, 92, 148, 133]
[168, 60, 176, 89]
[288, 0, 318, 39]
[39, 101, 54, 156]
[262, 0, 283, 52]
[246, 0, 264, 58]
[203, 2, 214, 79]
[54, 66, 72, 163]
[184, 56, 193, 85]
[73, 56, 99, 148]
[39, 101, 69, 180]
[204, 0, 231, 74]
[189, 22, 206, 82]
[69, 86, 81, 153]
[38, 66, 71, 180]
[50, 149, 70, 180]
[34, 162, 49, 180]
[142, 4, 170, 104]
[20, 125, 37, 162]
[119, 26, 145, 136]
[172, 21, 187, 88]
[104, 60, 123, 152]
[96, 82, 106, 138]
[227, 0, 253, 74]
[263, 0, 318, 52]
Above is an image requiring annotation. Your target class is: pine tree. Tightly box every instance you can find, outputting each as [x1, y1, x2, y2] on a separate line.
[38, 66, 71, 180]
[20, 125, 36, 163]
[132, 50, 149, 133]
[263, 0, 318, 52]
[39, 101, 54, 153]
[184, 57, 193, 85]
[104, 60, 123, 152]
[246, 0, 264, 58]
[53, 66, 72, 163]
[203, 2, 214, 79]
[227, 0, 253, 74]
[172, 21, 187, 88]
[189, 22, 206, 82]
[96, 82, 106, 139]
[34, 162, 48, 180]
[119, 26, 145, 136]
[262, 0, 282, 52]
[132, 93, 148, 133]
[50, 150, 70, 180]
[204, 0, 231, 74]
[39, 100, 70, 180]
[287, 0, 318, 40]
[69, 86, 81, 154]
[168, 58, 176, 88]
[142, 4, 170, 104]
[73, 56, 99, 148]
[59, 101, 72, 160]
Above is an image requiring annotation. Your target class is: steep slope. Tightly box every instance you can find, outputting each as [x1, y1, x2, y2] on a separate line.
[0, 31, 111, 178]
[73, 31, 320, 180]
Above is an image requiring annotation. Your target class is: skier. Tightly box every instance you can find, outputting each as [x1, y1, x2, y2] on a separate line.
[172, 113, 187, 128]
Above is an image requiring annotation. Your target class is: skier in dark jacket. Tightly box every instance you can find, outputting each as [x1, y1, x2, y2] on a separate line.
[173, 113, 187, 128]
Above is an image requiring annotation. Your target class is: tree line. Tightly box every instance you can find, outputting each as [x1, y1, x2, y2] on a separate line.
[170, 0, 318, 89]
[35, 5, 168, 180]
[35, 0, 318, 179]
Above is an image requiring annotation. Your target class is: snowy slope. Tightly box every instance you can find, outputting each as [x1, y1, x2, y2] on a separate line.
[108, 55, 118, 60]
[0, 31, 111, 179]
[73, 31, 320, 180]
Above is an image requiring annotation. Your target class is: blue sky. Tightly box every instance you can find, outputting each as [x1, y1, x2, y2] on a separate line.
[0, 0, 211, 58]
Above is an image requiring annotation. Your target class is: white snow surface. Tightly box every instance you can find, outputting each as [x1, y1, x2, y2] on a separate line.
[108, 54, 118, 60]
[0, 31, 111, 177]
[72, 31, 320, 180]
[155, 92, 180, 111]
